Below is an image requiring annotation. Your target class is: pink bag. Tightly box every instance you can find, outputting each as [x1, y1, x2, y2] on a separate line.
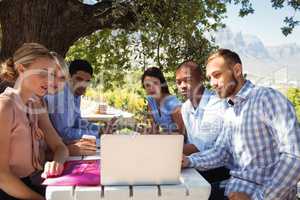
[42, 160, 100, 186]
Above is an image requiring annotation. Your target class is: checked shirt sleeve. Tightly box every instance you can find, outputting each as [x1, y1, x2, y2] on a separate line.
[188, 124, 231, 170]
[253, 89, 300, 200]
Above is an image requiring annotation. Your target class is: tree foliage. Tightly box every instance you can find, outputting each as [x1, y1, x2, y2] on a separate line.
[0, 0, 138, 59]
[287, 88, 300, 121]
[67, 0, 227, 90]
[66, 0, 300, 91]
[67, 29, 132, 89]
[1, 0, 298, 91]
[66, 1, 300, 121]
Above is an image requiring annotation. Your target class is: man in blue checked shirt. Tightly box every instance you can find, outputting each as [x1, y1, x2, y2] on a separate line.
[182, 49, 300, 200]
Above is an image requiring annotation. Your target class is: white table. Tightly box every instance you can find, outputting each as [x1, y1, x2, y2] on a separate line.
[46, 155, 211, 200]
[81, 107, 134, 123]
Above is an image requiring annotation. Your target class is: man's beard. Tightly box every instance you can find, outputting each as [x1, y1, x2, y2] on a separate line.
[217, 76, 238, 98]
[75, 87, 86, 96]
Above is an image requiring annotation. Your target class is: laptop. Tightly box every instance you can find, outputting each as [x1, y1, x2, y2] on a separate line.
[100, 134, 184, 186]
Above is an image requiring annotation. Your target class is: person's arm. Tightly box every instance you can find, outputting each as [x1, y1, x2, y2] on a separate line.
[43, 98, 97, 156]
[171, 106, 186, 135]
[229, 192, 251, 200]
[251, 90, 300, 200]
[180, 104, 199, 155]
[0, 99, 44, 200]
[66, 138, 96, 156]
[46, 94, 99, 142]
[147, 104, 159, 134]
[49, 110, 99, 141]
[183, 144, 199, 156]
[38, 111, 69, 177]
[184, 125, 231, 170]
[76, 118, 100, 137]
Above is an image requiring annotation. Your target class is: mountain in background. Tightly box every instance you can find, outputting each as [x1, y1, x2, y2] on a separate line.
[213, 27, 300, 86]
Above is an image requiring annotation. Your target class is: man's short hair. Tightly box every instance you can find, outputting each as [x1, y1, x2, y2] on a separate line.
[206, 49, 242, 67]
[176, 60, 204, 79]
[69, 59, 93, 76]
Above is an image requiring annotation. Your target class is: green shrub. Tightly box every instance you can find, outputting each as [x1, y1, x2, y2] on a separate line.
[85, 70, 148, 123]
[287, 88, 300, 122]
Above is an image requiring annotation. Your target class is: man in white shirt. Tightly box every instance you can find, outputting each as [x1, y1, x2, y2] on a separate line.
[176, 60, 230, 200]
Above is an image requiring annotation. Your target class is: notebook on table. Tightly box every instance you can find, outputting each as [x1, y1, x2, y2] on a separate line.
[42, 160, 100, 186]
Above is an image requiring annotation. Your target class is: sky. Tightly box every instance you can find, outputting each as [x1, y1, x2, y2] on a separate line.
[224, 0, 300, 46]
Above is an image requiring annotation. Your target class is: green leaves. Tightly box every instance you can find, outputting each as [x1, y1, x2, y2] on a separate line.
[67, 0, 227, 91]
[282, 16, 300, 36]
[66, 29, 131, 89]
[67, 0, 300, 93]
[287, 88, 300, 122]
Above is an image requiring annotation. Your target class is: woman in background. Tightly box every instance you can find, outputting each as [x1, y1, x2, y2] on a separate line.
[141, 67, 185, 135]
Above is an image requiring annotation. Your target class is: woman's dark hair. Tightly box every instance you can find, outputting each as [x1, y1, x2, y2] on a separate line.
[141, 67, 170, 94]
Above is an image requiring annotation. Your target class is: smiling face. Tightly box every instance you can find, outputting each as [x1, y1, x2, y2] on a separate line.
[206, 56, 240, 99]
[18, 57, 56, 97]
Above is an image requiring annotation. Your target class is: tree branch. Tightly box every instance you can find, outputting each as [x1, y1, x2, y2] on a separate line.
[88, 0, 137, 30]
[63, 0, 137, 47]
[0, 0, 140, 57]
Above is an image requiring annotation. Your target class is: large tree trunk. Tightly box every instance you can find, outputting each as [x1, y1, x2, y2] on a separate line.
[0, 0, 136, 61]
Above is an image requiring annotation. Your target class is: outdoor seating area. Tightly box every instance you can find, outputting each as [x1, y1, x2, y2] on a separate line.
[0, 1, 299, 200]
[80, 97, 134, 123]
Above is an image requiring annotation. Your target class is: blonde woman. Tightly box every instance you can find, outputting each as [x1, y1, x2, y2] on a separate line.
[41, 53, 97, 156]
[0, 43, 68, 200]
[48, 52, 69, 94]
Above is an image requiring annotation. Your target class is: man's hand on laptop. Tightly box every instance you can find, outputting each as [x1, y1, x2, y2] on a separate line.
[182, 154, 190, 168]
[67, 138, 96, 156]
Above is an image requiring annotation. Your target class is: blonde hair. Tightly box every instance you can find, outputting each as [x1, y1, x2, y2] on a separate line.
[50, 51, 69, 79]
[0, 43, 53, 83]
